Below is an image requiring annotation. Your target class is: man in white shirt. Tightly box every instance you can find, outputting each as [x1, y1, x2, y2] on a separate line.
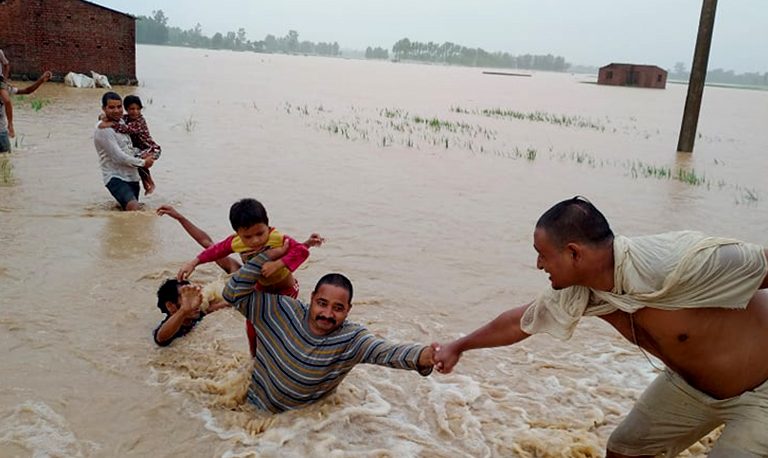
[93, 92, 155, 210]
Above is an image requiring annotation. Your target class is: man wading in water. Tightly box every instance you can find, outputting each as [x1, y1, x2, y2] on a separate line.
[177, 251, 436, 413]
[433, 196, 768, 457]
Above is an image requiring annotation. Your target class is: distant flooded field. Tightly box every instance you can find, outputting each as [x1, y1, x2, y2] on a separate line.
[1, 44, 766, 457]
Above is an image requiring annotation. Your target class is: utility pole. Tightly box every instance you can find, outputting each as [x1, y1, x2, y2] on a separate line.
[677, 0, 718, 153]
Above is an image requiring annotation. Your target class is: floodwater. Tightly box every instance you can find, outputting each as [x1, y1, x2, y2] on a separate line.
[1, 44, 767, 457]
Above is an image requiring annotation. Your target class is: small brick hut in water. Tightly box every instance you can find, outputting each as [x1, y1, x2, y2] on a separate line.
[0, 0, 136, 84]
[598, 63, 667, 89]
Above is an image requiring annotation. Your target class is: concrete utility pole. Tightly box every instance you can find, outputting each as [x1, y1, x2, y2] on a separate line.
[677, 0, 718, 153]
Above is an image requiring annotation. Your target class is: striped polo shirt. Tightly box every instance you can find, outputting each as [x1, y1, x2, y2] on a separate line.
[223, 253, 431, 413]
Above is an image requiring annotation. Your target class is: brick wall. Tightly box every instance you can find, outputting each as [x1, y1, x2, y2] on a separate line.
[0, 0, 136, 84]
[598, 65, 667, 89]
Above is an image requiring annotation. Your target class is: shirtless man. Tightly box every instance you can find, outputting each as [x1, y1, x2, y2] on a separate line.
[433, 196, 768, 457]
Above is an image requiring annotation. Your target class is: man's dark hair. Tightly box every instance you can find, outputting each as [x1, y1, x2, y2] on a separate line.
[123, 94, 143, 109]
[536, 196, 614, 248]
[229, 198, 269, 231]
[314, 273, 354, 304]
[157, 278, 190, 314]
[101, 91, 121, 108]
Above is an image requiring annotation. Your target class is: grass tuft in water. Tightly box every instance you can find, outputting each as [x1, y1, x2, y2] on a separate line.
[184, 116, 197, 132]
[0, 156, 13, 185]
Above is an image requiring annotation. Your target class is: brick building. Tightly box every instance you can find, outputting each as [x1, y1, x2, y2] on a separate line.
[598, 63, 667, 89]
[0, 0, 136, 84]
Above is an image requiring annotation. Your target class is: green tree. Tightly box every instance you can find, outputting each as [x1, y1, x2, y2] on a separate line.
[211, 32, 223, 49]
[224, 31, 236, 49]
[236, 28, 247, 50]
[392, 38, 411, 60]
[365, 46, 389, 59]
[286, 30, 299, 53]
[136, 9, 169, 44]
[263, 34, 277, 52]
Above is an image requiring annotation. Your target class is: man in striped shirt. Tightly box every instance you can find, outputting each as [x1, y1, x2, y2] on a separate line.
[221, 251, 435, 413]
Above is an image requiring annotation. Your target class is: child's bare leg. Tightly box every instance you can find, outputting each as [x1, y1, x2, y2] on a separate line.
[138, 167, 155, 195]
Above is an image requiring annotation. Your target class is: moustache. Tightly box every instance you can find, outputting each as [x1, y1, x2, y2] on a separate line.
[316, 316, 336, 326]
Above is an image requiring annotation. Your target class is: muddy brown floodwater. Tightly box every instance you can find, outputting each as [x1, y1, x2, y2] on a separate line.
[1, 45, 766, 457]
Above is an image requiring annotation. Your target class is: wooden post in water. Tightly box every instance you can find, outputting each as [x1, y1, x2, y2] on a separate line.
[677, 0, 718, 153]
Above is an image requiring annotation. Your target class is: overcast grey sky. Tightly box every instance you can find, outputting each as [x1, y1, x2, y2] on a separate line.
[93, 0, 766, 73]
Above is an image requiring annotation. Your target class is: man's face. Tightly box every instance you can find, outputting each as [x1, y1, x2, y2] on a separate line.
[103, 99, 123, 122]
[308, 284, 351, 335]
[534, 228, 578, 290]
[125, 103, 142, 120]
[236, 223, 270, 251]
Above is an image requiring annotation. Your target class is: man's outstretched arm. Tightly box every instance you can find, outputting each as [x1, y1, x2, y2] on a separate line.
[434, 302, 533, 374]
[14, 71, 52, 95]
[357, 331, 435, 376]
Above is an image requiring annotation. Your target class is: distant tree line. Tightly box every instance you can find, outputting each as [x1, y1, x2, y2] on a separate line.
[365, 47, 389, 60]
[136, 10, 340, 56]
[380, 38, 569, 71]
[671, 62, 768, 87]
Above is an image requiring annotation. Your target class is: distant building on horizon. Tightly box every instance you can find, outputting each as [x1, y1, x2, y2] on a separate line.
[598, 63, 667, 89]
[0, 0, 136, 84]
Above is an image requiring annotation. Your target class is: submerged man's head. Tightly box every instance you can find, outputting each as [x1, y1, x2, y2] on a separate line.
[157, 278, 192, 316]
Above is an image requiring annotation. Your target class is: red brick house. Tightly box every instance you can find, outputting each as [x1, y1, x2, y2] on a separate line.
[0, 0, 136, 84]
[598, 63, 667, 89]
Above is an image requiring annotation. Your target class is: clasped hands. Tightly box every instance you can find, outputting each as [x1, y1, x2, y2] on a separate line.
[425, 340, 463, 374]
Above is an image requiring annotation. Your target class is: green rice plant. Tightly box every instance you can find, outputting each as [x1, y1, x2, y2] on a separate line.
[0, 156, 13, 185]
[525, 147, 537, 161]
[183, 116, 197, 133]
[29, 98, 51, 112]
[458, 107, 606, 132]
[629, 161, 671, 180]
[450, 106, 471, 114]
[733, 186, 759, 205]
[13, 134, 24, 148]
[381, 108, 400, 118]
[676, 168, 706, 186]
[741, 187, 758, 203]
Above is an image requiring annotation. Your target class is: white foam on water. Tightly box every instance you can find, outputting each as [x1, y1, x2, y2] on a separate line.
[141, 306, 726, 457]
[0, 401, 100, 458]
